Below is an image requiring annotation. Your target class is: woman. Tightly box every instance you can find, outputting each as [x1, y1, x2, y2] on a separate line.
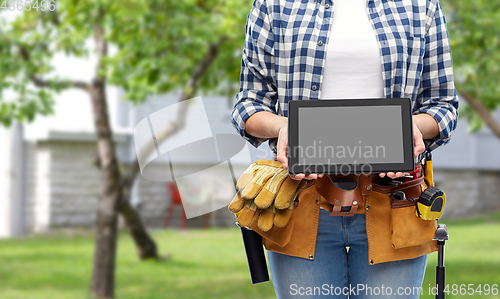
[231, 0, 459, 298]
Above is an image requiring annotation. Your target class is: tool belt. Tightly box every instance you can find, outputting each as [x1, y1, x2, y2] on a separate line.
[233, 158, 439, 263]
[313, 163, 424, 216]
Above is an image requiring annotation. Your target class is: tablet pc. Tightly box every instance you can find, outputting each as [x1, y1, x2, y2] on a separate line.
[288, 98, 414, 175]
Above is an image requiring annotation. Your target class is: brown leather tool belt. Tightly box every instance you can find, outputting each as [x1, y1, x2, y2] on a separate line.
[305, 163, 423, 216]
[272, 151, 425, 216]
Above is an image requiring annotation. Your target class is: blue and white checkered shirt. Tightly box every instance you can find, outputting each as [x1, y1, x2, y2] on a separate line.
[231, 0, 459, 156]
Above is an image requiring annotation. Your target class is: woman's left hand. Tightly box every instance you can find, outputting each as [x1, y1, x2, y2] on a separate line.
[379, 121, 425, 179]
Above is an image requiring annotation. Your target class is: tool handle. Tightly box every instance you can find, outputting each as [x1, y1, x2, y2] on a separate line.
[436, 265, 446, 299]
[240, 227, 270, 284]
[436, 240, 446, 299]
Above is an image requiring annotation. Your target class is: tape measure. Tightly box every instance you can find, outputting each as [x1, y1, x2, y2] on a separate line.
[416, 186, 445, 220]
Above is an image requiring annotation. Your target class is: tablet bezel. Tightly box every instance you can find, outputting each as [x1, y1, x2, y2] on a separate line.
[288, 98, 414, 175]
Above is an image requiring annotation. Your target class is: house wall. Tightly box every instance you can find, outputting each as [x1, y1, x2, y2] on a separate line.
[136, 164, 238, 229]
[434, 169, 500, 219]
[24, 139, 238, 232]
[22, 139, 500, 232]
[25, 140, 101, 232]
[0, 123, 26, 237]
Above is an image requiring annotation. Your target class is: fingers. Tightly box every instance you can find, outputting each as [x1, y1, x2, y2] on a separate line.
[288, 173, 304, 181]
[378, 172, 405, 179]
[391, 172, 404, 178]
[289, 173, 322, 181]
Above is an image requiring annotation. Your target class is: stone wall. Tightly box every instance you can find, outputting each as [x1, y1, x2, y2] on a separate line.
[434, 169, 500, 219]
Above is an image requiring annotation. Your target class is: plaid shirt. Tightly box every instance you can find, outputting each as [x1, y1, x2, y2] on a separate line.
[231, 0, 459, 156]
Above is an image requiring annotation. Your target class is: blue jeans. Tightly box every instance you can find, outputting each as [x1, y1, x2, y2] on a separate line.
[268, 209, 428, 298]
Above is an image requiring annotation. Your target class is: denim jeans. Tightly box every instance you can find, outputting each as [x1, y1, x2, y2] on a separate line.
[268, 209, 428, 298]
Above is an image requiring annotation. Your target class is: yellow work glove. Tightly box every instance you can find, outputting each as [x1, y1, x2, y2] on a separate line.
[228, 160, 306, 232]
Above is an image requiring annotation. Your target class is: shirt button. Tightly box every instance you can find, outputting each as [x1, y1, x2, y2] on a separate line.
[325, 3, 330, 9]
[318, 40, 323, 46]
[312, 85, 317, 91]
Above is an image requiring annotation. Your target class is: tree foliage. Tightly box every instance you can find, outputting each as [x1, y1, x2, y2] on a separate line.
[4, 0, 499, 132]
[0, 0, 248, 126]
[441, 0, 500, 131]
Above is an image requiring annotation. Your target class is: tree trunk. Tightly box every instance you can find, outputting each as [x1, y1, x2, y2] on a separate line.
[118, 182, 158, 260]
[88, 33, 225, 297]
[460, 90, 500, 139]
[89, 17, 121, 299]
[89, 79, 122, 299]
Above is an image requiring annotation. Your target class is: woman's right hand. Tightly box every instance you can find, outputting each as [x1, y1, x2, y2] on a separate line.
[244, 111, 322, 180]
[276, 124, 323, 181]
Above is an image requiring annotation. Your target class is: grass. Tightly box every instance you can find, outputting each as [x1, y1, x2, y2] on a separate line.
[0, 213, 499, 299]
[0, 228, 275, 299]
[420, 213, 500, 299]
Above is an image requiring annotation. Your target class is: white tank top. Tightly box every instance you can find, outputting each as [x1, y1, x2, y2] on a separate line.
[320, 0, 384, 99]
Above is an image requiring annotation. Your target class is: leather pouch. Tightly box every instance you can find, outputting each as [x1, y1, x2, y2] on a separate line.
[248, 209, 296, 247]
[372, 176, 437, 249]
[315, 174, 364, 216]
[245, 182, 316, 248]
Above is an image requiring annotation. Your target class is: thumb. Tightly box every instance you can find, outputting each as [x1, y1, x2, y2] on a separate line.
[413, 130, 425, 157]
[277, 126, 288, 169]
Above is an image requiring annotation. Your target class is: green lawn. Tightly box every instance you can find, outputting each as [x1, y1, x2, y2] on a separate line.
[420, 214, 500, 299]
[0, 213, 499, 299]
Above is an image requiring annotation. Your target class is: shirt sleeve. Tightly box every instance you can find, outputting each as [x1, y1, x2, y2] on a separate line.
[231, 0, 279, 148]
[414, 0, 459, 153]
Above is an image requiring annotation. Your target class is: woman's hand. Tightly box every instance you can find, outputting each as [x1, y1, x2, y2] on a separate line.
[276, 125, 324, 181]
[245, 112, 322, 181]
[379, 120, 427, 179]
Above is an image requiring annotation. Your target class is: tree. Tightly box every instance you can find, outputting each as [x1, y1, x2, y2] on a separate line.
[0, 1, 247, 298]
[441, 0, 500, 137]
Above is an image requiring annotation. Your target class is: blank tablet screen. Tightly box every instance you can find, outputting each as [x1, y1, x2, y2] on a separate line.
[288, 98, 414, 174]
[298, 106, 403, 165]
